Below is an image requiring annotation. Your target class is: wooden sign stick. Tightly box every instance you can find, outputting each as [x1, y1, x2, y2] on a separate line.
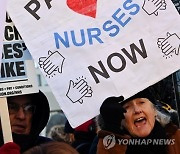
[0, 97, 13, 143]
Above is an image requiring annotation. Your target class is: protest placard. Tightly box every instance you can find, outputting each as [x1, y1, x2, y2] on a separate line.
[7, 0, 180, 127]
[0, 14, 38, 97]
[0, 1, 13, 144]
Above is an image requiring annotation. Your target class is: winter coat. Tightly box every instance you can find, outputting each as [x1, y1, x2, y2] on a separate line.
[165, 122, 180, 154]
[97, 122, 180, 154]
[0, 91, 52, 153]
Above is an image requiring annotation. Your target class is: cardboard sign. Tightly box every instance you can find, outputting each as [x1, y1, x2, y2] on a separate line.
[0, 14, 38, 97]
[7, 0, 180, 127]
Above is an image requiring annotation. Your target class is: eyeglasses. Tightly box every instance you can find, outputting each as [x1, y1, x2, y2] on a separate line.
[7, 103, 36, 115]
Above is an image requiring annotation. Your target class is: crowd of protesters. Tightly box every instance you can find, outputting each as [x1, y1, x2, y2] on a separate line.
[0, 86, 180, 154]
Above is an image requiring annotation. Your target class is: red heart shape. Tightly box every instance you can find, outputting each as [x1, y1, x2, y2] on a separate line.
[67, 0, 97, 18]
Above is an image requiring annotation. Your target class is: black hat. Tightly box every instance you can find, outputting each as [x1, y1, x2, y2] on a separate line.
[121, 88, 156, 105]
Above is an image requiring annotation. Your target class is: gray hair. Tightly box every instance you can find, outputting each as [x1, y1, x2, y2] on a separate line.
[48, 124, 72, 143]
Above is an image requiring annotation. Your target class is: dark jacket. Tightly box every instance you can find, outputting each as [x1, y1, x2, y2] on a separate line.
[0, 91, 52, 153]
[97, 122, 180, 154]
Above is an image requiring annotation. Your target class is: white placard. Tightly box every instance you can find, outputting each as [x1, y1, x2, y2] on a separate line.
[7, 0, 180, 127]
[0, 14, 38, 97]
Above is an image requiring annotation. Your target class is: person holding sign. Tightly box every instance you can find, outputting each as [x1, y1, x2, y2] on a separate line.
[0, 91, 52, 153]
[97, 88, 180, 154]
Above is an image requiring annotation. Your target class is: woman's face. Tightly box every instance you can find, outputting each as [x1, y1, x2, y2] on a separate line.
[122, 98, 156, 137]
